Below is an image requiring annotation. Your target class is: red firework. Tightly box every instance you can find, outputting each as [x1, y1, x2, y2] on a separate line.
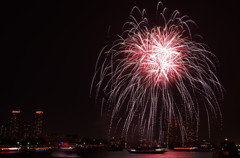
[123, 27, 188, 86]
[92, 2, 222, 144]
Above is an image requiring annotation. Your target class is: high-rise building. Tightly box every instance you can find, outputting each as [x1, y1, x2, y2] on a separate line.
[9, 110, 21, 139]
[0, 124, 8, 138]
[33, 111, 44, 138]
[21, 121, 31, 139]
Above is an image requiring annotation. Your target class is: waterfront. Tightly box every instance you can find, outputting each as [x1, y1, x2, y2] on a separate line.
[0, 150, 213, 158]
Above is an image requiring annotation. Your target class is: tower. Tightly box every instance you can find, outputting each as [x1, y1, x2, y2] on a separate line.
[9, 110, 21, 139]
[0, 124, 7, 138]
[21, 121, 31, 139]
[33, 111, 44, 138]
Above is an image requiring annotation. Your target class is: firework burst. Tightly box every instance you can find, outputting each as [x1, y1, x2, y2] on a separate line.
[92, 2, 222, 144]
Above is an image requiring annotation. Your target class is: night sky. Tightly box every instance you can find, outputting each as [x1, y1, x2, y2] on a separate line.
[0, 1, 239, 141]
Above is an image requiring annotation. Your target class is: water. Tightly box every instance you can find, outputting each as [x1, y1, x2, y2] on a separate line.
[0, 150, 213, 158]
[95, 150, 213, 158]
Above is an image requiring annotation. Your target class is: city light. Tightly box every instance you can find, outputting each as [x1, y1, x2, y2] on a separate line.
[35, 111, 44, 114]
[11, 110, 20, 114]
[0, 147, 20, 151]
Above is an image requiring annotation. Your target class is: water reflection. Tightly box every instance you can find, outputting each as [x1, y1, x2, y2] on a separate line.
[0, 151, 20, 154]
[86, 150, 213, 158]
[0, 150, 213, 158]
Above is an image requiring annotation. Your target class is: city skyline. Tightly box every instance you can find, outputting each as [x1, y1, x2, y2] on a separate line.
[0, 110, 44, 140]
[0, 1, 239, 142]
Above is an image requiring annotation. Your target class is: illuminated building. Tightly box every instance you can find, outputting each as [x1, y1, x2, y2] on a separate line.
[0, 124, 7, 138]
[9, 110, 21, 139]
[167, 118, 197, 147]
[33, 111, 44, 138]
[21, 121, 31, 139]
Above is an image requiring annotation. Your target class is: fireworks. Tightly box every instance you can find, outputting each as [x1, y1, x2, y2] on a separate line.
[92, 2, 222, 144]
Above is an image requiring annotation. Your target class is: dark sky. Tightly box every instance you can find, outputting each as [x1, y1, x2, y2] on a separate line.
[0, 1, 239, 141]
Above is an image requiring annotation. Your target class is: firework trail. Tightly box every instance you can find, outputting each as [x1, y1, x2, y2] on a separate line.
[92, 2, 222, 144]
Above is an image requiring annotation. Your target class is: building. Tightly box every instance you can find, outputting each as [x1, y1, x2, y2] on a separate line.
[9, 110, 21, 139]
[33, 111, 44, 138]
[0, 124, 8, 138]
[21, 121, 31, 139]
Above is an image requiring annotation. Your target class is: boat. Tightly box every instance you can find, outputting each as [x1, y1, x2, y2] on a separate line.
[0, 147, 20, 151]
[128, 148, 166, 154]
[0, 146, 20, 154]
[35, 146, 52, 152]
[173, 147, 198, 151]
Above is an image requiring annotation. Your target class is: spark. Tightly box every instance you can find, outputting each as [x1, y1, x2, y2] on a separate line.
[92, 2, 222, 145]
